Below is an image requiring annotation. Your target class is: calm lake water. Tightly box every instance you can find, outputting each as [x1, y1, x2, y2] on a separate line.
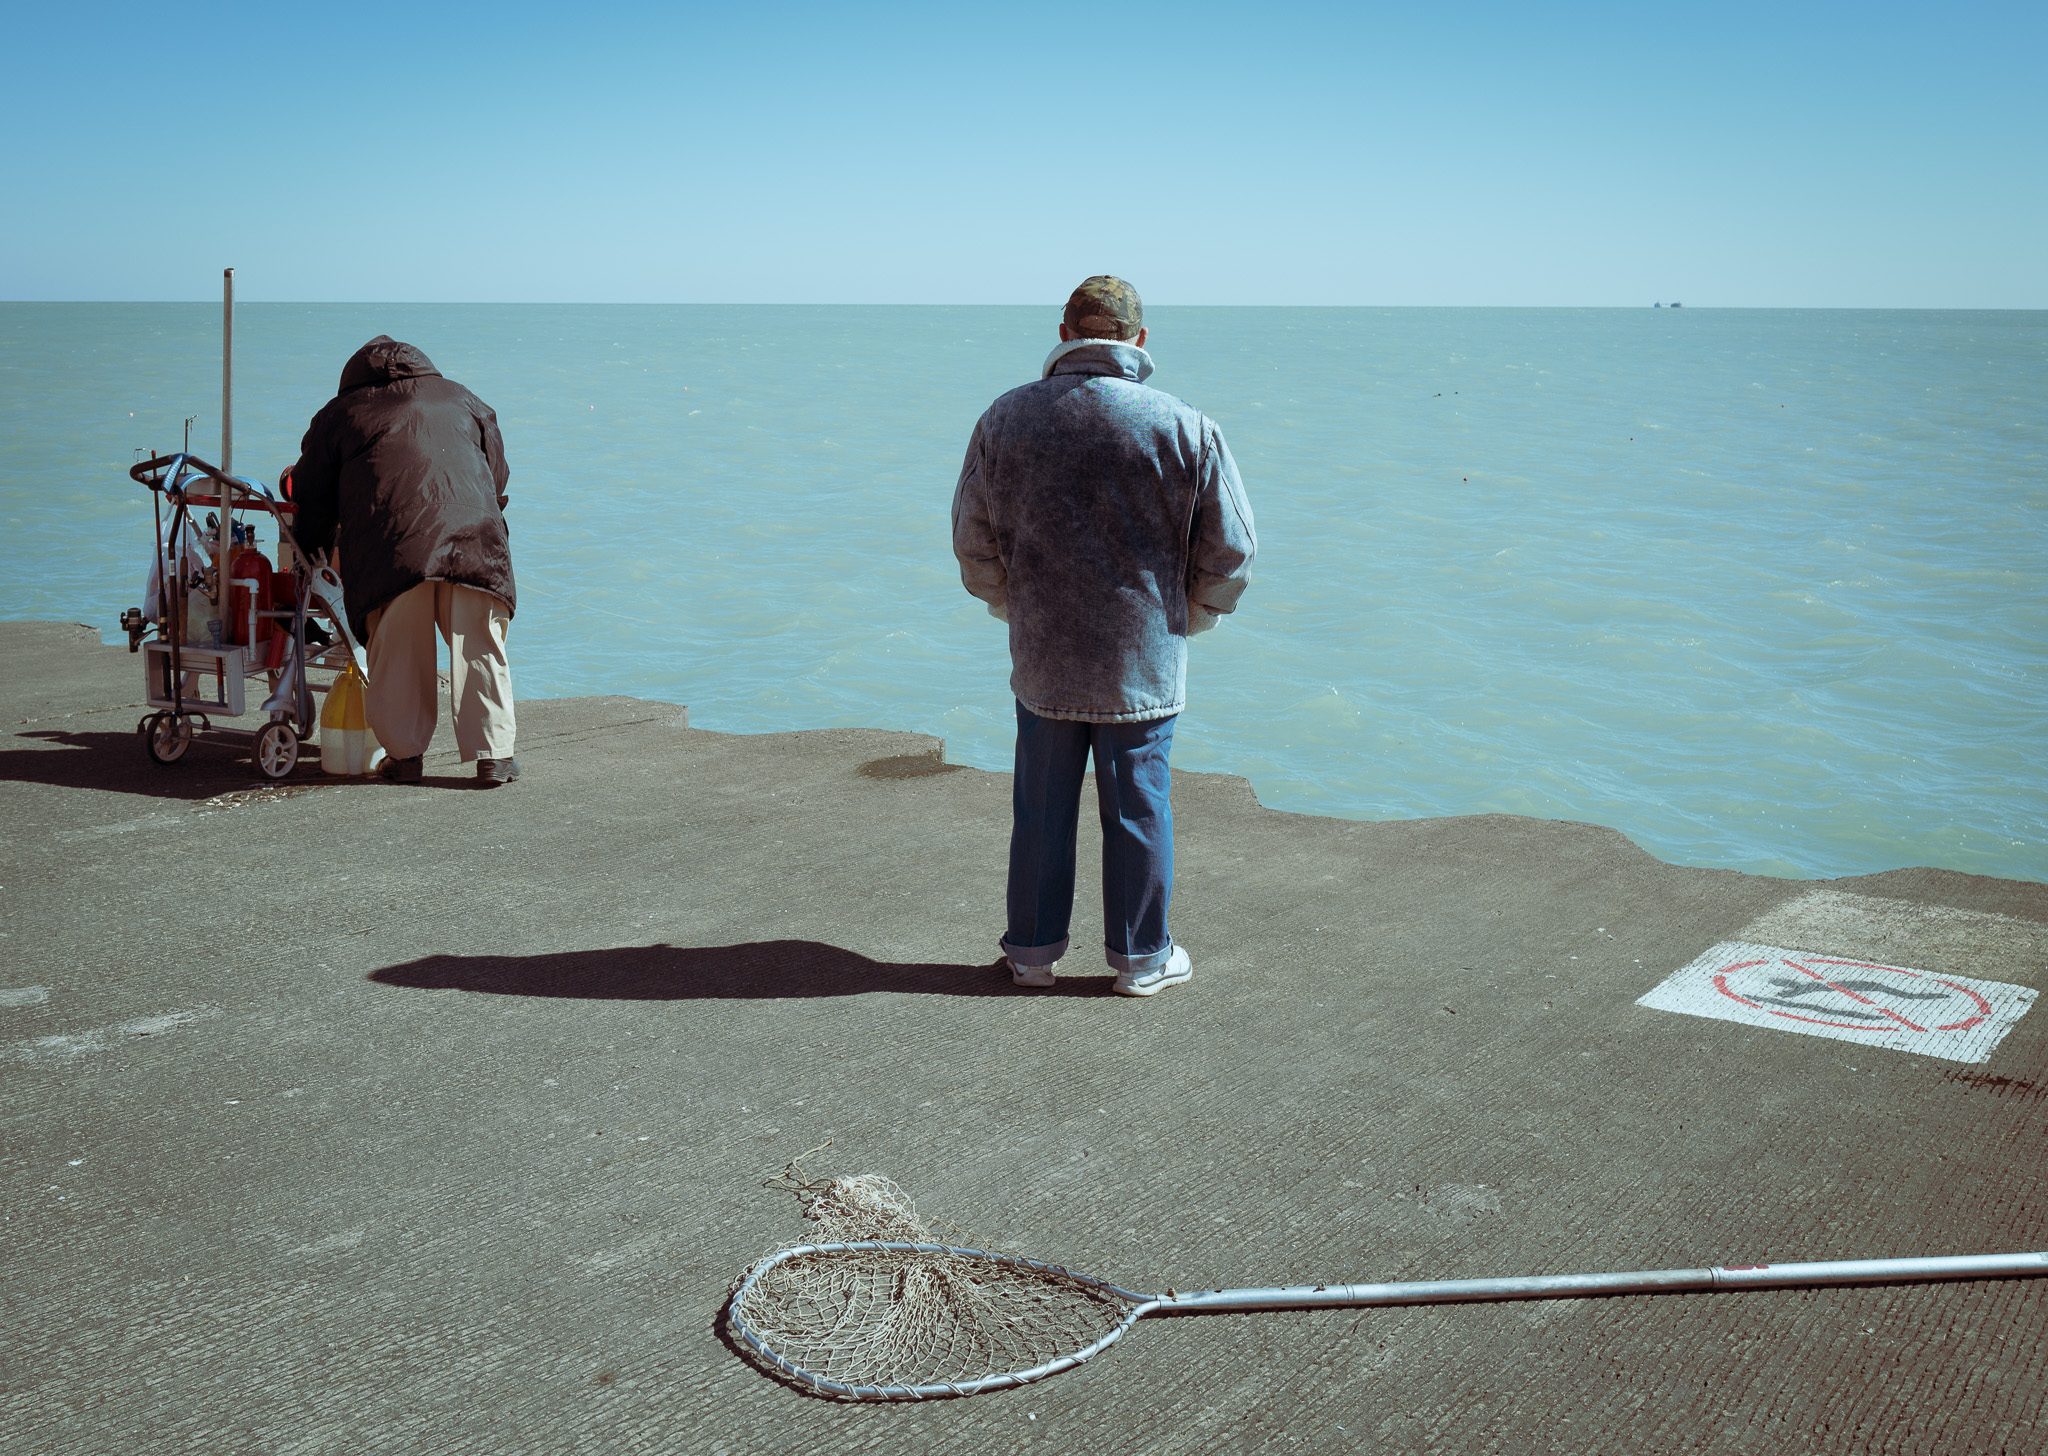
[2, 304, 2041, 884]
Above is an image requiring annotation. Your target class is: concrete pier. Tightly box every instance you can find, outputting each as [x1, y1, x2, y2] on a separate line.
[3, 620, 2043, 1454]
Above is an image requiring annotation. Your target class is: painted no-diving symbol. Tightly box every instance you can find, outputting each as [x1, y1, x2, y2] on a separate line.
[1711, 954, 1990, 1035]
[1636, 940, 2037, 1065]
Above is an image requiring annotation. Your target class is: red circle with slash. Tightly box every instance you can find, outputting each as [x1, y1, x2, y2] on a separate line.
[1710, 955, 1990, 1034]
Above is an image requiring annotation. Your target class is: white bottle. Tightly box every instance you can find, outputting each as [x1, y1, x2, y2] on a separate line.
[320, 664, 383, 774]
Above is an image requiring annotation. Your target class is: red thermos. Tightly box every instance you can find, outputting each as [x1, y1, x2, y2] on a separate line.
[264, 569, 300, 669]
[228, 543, 275, 649]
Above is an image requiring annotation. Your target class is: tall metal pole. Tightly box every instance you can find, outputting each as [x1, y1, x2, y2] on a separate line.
[218, 267, 235, 650]
[221, 267, 234, 475]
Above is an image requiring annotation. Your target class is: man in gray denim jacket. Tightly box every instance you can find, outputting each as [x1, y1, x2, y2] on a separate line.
[952, 276, 1256, 996]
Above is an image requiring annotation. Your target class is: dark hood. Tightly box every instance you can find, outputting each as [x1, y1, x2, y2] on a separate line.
[338, 336, 442, 394]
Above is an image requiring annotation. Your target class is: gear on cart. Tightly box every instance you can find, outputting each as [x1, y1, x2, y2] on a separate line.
[125, 452, 378, 781]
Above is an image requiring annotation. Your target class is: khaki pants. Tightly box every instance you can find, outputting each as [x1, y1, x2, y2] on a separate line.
[364, 582, 516, 761]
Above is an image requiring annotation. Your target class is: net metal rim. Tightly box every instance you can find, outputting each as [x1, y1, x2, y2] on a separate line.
[729, 1239, 1160, 1401]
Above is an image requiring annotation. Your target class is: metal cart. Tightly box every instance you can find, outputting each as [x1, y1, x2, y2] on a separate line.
[122, 450, 365, 779]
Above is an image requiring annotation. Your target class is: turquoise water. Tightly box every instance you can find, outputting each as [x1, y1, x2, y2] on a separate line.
[2, 304, 2041, 883]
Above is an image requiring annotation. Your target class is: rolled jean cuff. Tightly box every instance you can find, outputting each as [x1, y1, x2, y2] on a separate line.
[1001, 935, 1069, 968]
[1106, 940, 1175, 975]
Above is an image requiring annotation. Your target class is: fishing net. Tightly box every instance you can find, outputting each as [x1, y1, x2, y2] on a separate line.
[727, 1151, 2048, 1400]
[730, 1150, 1143, 1397]
[724, 1146, 2048, 1400]
[732, 1241, 1139, 1396]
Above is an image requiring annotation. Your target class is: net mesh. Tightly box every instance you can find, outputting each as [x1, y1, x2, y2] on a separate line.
[789, 1171, 932, 1243]
[732, 1156, 1136, 1395]
[733, 1242, 1135, 1394]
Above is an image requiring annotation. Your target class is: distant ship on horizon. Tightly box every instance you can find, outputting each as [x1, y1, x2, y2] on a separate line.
[1654, 301, 1685, 308]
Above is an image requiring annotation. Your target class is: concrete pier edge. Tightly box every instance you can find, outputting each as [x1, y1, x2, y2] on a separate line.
[3, 620, 2043, 1455]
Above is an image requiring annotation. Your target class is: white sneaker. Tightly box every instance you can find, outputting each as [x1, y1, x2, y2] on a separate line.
[1007, 957, 1056, 989]
[1115, 945, 1192, 997]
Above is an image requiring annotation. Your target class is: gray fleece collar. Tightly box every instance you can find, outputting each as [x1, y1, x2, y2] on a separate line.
[1041, 337, 1155, 383]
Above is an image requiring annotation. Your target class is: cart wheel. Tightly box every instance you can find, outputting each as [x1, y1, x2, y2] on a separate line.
[254, 721, 299, 780]
[144, 712, 192, 767]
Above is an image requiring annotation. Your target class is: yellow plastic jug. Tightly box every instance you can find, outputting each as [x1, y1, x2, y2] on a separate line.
[320, 662, 382, 775]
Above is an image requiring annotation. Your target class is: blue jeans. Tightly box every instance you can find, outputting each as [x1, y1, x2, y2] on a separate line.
[1002, 703, 1177, 974]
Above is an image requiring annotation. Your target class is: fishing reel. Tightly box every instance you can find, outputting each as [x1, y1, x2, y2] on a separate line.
[120, 608, 149, 652]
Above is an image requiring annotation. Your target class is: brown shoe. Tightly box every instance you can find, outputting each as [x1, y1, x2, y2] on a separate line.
[379, 754, 424, 784]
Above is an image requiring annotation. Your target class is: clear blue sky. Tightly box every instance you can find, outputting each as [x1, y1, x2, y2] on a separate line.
[4, 2, 2040, 305]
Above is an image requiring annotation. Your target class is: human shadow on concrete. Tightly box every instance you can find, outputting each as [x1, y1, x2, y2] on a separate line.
[371, 940, 1115, 999]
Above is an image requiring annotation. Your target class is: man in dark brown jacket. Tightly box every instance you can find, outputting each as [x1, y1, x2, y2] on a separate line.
[291, 336, 520, 785]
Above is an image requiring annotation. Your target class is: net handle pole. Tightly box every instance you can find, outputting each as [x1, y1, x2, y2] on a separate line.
[1151, 1251, 2048, 1314]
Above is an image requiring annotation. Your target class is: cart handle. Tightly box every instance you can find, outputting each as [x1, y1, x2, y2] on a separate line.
[130, 452, 280, 506]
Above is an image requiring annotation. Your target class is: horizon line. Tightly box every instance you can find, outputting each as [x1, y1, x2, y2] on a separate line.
[4, 300, 2044, 312]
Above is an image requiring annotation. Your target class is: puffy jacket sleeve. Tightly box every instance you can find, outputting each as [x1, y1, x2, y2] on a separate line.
[477, 399, 511, 508]
[289, 406, 342, 556]
[950, 414, 1009, 621]
[1186, 416, 1256, 632]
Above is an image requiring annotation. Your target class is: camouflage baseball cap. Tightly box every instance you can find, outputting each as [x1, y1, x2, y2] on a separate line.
[1063, 276, 1143, 340]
